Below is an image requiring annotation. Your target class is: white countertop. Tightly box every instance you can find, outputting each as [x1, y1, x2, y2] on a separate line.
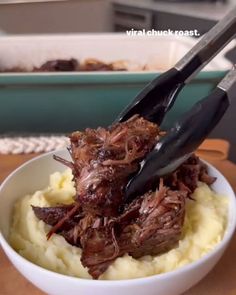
[113, 0, 235, 21]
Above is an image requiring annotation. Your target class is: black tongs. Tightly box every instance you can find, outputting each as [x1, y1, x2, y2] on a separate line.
[114, 7, 236, 200]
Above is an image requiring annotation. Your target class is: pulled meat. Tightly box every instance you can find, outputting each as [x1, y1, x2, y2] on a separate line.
[66, 115, 159, 216]
[165, 155, 216, 195]
[34, 59, 79, 72]
[32, 116, 216, 279]
[34, 58, 127, 72]
[79, 181, 186, 278]
[79, 58, 126, 71]
[1, 58, 128, 73]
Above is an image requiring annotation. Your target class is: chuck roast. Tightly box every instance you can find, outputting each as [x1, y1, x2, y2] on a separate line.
[32, 116, 215, 279]
[64, 115, 159, 216]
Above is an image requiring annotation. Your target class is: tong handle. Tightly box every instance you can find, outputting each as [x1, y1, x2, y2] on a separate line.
[175, 7, 236, 82]
[218, 65, 236, 93]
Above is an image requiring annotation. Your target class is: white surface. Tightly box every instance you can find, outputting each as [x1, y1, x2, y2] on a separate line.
[0, 150, 236, 295]
[0, 34, 232, 74]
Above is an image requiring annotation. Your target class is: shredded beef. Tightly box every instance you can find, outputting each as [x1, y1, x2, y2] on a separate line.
[80, 181, 186, 278]
[165, 154, 216, 195]
[34, 58, 79, 72]
[32, 116, 216, 279]
[2, 58, 128, 73]
[66, 115, 160, 216]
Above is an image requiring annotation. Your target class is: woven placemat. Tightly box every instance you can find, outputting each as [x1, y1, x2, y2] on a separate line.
[0, 135, 69, 154]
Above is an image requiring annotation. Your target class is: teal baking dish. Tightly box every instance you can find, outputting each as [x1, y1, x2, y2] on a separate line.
[0, 71, 225, 134]
[0, 34, 231, 134]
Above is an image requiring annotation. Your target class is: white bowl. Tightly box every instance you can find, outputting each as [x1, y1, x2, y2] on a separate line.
[0, 149, 236, 295]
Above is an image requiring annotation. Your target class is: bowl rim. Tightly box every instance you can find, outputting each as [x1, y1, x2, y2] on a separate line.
[0, 149, 236, 285]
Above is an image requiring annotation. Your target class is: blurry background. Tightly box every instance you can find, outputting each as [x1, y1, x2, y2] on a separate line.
[0, 0, 235, 161]
[0, 0, 234, 34]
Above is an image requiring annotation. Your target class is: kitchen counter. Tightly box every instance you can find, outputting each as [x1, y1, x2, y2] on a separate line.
[113, 0, 234, 22]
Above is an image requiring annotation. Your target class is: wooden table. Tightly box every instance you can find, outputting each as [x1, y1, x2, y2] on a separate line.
[1, 154, 236, 295]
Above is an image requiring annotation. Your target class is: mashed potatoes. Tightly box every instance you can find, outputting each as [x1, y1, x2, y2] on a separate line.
[10, 169, 228, 280]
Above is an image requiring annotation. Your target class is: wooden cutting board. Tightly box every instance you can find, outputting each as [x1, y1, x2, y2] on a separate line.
[1, 153, 236, 295]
